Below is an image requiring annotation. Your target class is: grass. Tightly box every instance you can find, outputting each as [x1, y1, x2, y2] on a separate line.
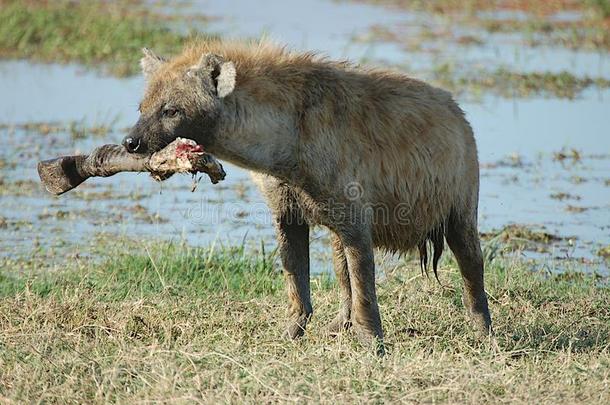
[480, 224, 568, 254]
[0, 118, 122, 139]
[354, 0, 610, 50]
[1, 240, 609, 403]
[588, 0, 610, 18]
[359, 0, 610, 19]
[355, 0, 608, 17]
[431, 64, 610, 99]
[0, 0, 211, 77]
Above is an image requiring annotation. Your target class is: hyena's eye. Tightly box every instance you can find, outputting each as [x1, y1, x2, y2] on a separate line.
[162, 107, 179, 118]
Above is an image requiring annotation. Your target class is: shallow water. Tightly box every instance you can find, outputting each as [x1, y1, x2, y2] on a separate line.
[1, 0, 608, 274]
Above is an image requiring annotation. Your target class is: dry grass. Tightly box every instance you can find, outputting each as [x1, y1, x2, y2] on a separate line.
[1, 241, 608, 403]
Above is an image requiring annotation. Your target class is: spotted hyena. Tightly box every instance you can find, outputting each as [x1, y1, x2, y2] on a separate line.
[122, 40, 492, 353]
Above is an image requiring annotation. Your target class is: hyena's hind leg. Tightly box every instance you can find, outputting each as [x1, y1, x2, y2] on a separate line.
[445, 209, 493, 335]
[325, 233, 352, 334]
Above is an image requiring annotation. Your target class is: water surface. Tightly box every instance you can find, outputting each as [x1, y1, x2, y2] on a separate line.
[1, 0, 608, 274]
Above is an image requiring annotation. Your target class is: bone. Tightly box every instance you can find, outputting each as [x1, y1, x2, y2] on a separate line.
[38, 138, 226, 195]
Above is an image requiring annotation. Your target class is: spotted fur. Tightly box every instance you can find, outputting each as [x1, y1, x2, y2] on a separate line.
[126, 39, 493, 352]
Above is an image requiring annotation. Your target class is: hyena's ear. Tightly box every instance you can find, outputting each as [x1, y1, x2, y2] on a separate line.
[193, 53, 236, 98]
[140, 48, 166, 80]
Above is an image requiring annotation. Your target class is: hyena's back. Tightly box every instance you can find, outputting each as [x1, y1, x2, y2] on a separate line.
[297, 67, 479, 254]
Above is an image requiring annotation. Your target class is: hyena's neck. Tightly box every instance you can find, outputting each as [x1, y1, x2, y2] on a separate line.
[210, 92, 300, 180]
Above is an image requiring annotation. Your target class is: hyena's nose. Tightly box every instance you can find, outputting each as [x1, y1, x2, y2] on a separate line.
[122, 136, 142, 153]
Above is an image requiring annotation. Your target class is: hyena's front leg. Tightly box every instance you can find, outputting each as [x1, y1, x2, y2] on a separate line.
[336, 224, 385, 355]
[275, 205, 313, 340]
[325, 233, 352, 334]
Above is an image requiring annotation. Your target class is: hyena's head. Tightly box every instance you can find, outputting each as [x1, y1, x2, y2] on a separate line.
[122, 48, 236, 155]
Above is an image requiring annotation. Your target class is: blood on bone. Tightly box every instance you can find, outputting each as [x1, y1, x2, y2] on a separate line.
[175, 142, 204, 159]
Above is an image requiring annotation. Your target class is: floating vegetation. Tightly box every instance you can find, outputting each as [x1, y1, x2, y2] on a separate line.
[72, 189, 146, 202]
[0, 179, 41, 197]
[433, 65, 610, 99]
[480, 153, 528, 169]
[550, 192, 582, 201]
[570, 175, 587, 184]
[553, 148, 582, 162]
[0, 217, 32, 231]
[355, 0, 610, 50]
[37, 209, 71, 221]
[357, 0, 587, 15]
[480, 224, 573, 253]
[565, 205, 589, 213]
[0, 118, 121, 139]
[126, 203, 169, 224]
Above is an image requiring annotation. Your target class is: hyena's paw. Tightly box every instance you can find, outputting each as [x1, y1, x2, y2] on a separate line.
[462, 293, 493, 337]
[282, 312, 312, 340]
[324, 313, 352, 336]
[470, 313, 494, 339]
[353, 324, 386, 357]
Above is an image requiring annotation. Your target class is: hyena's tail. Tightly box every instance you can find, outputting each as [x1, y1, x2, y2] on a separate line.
[418, 221, 446, 284]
